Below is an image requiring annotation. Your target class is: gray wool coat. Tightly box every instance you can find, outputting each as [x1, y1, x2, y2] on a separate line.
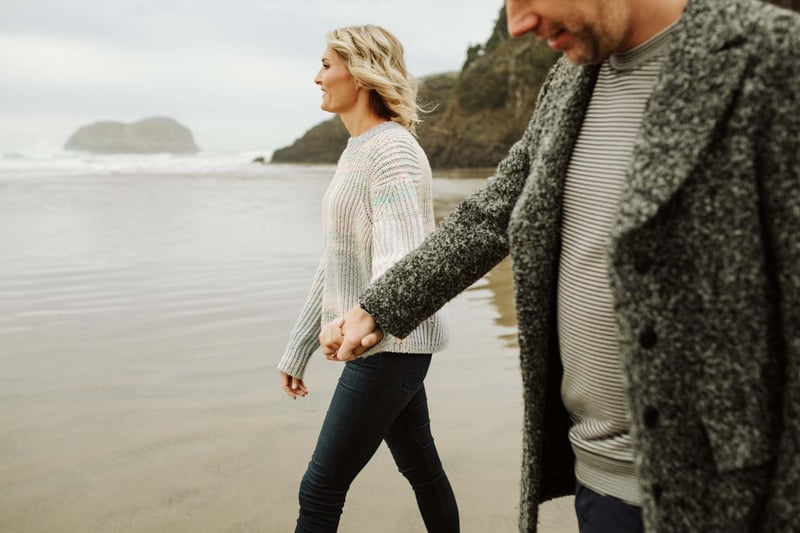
[360, 0, 800, 531]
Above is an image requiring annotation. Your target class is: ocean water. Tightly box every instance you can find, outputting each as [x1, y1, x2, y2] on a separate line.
[0, 146, 272, 177]
[0, 150, 574, 532]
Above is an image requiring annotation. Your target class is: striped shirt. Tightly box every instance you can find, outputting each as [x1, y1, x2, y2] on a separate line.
[278, 121, 449, 379]
[557, 23, 676, 505]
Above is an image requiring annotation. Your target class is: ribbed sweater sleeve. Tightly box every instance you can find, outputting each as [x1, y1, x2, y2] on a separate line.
[359, 119, 537, 338]
[357, 135, 435, 357]
[277, 257, 324, 378]
[369, 145, 427, 281]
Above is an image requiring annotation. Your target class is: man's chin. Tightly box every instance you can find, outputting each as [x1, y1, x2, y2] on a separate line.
[558, 37, 609, 66]
[562, 49, 607, 66]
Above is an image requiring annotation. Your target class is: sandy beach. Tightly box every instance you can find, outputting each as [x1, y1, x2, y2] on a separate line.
[0, 164, 575, 532]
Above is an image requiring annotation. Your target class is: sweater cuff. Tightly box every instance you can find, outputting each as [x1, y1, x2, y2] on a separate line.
[359, 301, 380, 329]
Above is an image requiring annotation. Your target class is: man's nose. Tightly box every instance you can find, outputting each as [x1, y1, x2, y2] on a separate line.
[507, 11, 540, 38]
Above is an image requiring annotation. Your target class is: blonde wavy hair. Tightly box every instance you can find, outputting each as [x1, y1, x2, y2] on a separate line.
[326, 25, 421, 133]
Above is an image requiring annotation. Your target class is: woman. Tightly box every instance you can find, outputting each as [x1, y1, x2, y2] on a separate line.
[277, 25, 458, 533]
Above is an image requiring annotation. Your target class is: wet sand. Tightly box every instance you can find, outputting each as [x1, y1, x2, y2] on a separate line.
[0, 165, 575, 532]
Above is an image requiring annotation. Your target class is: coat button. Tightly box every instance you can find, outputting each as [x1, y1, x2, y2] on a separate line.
[639, 327, 657, 348]
[653, 483, 663, 504]
[643, 406, 659, 428]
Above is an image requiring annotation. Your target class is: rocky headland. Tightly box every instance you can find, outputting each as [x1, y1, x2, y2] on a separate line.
[64, 116, 199, 154]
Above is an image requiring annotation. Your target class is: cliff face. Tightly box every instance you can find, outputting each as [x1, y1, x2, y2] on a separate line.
[419, 9, 557, 168]
[64, 117, 200, 154]
[271, 0, 798, 169]
[270, 117, 348, 164]
[271, 6, 557, 169]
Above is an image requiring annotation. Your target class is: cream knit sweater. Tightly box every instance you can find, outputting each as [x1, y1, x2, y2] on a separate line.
[278, 121, 449, 379]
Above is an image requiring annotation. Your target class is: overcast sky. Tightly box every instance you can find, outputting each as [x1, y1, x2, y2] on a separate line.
[1, 0, 504, 155]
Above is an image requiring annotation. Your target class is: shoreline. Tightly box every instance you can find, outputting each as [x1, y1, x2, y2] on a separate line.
[0, 167, 576, 532]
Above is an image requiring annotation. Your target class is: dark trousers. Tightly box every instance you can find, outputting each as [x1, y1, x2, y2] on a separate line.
[295, 353, 459, 532]
[575, 482, 644, 533]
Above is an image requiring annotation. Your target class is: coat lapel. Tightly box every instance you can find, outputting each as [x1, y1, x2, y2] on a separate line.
[511, 61, 597, 243]
[613, 0, 752, 239]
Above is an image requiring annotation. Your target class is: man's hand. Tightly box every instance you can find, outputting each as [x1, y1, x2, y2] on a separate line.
[279, 370, 308, 399]
[335, 305, 383, 361]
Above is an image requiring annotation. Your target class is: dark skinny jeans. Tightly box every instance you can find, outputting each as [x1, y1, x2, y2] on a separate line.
[295, 353, 459, 532]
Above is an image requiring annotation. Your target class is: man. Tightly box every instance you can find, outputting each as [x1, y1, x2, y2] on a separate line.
[319, 0, 800, 531]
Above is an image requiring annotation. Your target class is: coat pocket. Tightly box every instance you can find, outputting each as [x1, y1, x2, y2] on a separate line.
[696, 388, 776, 473]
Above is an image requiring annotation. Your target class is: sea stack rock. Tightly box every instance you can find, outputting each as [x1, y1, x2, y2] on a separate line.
[64, 116, 200, 154]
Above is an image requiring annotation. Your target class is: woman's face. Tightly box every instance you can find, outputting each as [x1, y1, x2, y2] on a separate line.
[314, 46, 359, 115]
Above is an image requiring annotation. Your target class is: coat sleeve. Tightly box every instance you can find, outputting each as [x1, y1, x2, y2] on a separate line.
[359, 117, 541, 338]
[756, 14, 800, 530]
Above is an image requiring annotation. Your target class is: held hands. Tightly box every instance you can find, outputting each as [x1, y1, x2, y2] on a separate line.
[281, 305, 382, 400]
[319, 305, 383, 362]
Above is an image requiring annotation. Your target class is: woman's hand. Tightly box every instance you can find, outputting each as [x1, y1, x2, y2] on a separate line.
[319, 317, 345, 360]
[280, 370, 308, 399]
